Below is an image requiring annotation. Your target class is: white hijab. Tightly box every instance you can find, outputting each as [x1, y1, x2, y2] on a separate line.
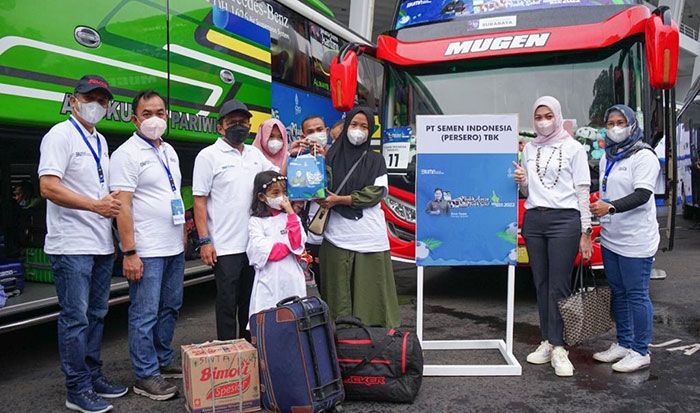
[532, 96, 571, 145]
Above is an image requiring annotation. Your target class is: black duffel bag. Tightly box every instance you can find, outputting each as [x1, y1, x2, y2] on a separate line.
[334, 316, 423, 403]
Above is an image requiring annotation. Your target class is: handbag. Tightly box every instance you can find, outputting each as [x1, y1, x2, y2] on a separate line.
[308, 151, 367, 236]
[557, 264, 615, 346]
[334, 316, 423, 403]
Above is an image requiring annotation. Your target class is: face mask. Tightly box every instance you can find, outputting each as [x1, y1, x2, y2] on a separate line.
[225, 124, 250, 145]
[606, 125, 632, 143]
[75, 100, 107, 125]
[267, 139, 283, 155]
[265, 195, 285, 210]
[535, 120, 556, 136]
[307, 131, 328, 147]
[347, 128, 368, 146]
[139, 116, 167, 140]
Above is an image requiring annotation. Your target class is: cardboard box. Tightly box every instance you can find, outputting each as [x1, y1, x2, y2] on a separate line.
[182, 340, 260, 413]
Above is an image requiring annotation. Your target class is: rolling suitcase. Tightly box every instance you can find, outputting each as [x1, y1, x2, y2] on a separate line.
[250, 296, 344, 413]
[0, 261, 25, 297]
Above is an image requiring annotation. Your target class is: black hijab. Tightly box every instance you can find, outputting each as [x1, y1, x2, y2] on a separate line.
[326, 106, 387, 220]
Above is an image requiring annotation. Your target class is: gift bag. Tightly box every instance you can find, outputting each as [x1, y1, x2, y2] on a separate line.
[287, 153, 326, 200]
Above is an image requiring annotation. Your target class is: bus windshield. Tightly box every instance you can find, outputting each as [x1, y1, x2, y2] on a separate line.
[387, 38, 646, 188]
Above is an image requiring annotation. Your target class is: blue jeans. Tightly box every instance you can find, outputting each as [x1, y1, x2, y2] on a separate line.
[50, 254, 114, 396]
[602, 247, 654, 355]
[128, 253, 184, 379]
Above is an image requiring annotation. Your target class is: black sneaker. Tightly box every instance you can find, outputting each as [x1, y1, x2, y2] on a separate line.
[93, 376, 129, 399]
[160, 363, 182, 379]
[133, 375, 178, 401]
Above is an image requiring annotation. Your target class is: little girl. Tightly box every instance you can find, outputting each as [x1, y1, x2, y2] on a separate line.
[247, 170, 307, 320]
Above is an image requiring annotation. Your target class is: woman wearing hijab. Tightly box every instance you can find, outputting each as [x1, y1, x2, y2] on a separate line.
[253, 118, 289, 170]
[317, 106, 400, 328]
[513, 96, 592, 377]
[590, 105, 659, 373]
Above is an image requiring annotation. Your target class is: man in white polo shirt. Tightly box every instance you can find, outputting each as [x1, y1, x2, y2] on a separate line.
[110, 90, 184, 401]
[193, 100, 277, 341]
[39, 75, 127, 413]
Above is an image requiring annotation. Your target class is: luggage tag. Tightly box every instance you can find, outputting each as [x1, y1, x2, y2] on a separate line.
[171, 198, 186, 225]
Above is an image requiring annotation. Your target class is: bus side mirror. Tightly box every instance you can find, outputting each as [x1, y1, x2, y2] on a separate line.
[330, 48, 358, 112]
[645, 7, 679, 90]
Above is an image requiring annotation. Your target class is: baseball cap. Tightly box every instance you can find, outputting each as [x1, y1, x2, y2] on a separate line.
[74, 75, 113, 99]
[218, 99, 252, 121]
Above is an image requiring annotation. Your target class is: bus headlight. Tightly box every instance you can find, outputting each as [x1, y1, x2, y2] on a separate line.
[384, 195, 416, 224]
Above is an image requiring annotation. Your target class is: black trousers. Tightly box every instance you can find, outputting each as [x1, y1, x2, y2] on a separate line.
[522, 208, 581, 346]
[306, 242, 322, 294]
[214, 253, 255, 341]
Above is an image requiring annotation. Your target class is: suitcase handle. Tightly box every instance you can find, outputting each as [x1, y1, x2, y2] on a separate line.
[276, 295, 301, 307]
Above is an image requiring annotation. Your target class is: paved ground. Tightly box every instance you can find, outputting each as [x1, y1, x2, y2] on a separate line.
[1, 221, 699, 412]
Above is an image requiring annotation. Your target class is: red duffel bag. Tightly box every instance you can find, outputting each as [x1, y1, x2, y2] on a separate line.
[334, 316, 423, 403]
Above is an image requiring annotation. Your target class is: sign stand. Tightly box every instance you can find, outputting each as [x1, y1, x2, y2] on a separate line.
[416, 265, 521, 376]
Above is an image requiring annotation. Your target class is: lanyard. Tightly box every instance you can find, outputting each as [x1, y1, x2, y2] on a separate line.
[69, 117, 104, 186]
[601, 154, 623, 194]
[137, 133, 177, 193]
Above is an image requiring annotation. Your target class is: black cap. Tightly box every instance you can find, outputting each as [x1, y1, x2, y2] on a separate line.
[218, 99, 252, 121]
[75, 75, 113, 99]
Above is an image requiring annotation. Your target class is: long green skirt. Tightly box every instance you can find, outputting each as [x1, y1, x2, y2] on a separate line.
[319, 241, 400, 328]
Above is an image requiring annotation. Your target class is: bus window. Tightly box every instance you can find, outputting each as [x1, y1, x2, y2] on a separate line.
[269, 4, 311, 89]
[357, 55, 385, 113]
[309, 22, 342, 96]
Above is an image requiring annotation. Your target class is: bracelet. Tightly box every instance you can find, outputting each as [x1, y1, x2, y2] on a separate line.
[197, 236, 212, 247]
[123, 249, 137, 257]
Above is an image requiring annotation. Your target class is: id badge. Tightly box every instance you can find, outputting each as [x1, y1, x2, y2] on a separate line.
[171, 198, 186, 225]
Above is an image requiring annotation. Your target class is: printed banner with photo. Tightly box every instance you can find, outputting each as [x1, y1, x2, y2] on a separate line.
[416, 114, 518, 266]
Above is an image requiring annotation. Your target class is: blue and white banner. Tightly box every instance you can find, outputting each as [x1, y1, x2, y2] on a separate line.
[416, 114, 518, 266]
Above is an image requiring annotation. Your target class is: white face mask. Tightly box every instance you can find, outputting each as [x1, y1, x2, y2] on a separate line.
[267, 139, 284, 154]
[606, 125, 632, 143]
[76, 100, 107, 125]
[139, 116, 167, 140]
[347, 128, 368, 146]
[307, 131, 328, 147]
[535, 119, 556, 136]
[265, 195, 285, 210]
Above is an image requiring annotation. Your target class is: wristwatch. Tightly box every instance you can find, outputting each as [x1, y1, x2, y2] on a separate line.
[583, 227, 592, 235]
[123, 249, 137, 257]
[608, 205, 617, 215]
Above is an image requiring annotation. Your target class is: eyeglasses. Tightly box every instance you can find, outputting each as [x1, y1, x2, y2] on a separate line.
[606, 120, 628, 128]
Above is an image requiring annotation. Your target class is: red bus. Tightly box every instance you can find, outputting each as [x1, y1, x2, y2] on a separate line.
[330, 1, 679, 266]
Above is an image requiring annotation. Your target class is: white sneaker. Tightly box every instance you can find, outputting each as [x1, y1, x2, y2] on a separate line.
[593, 343, 629, 363]
[612, 350, 650, 373]
[551, 347, 574, 377]
[526, 340, 553, 364]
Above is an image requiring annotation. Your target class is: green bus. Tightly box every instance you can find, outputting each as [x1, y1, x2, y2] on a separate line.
[0, 0, 383, 332]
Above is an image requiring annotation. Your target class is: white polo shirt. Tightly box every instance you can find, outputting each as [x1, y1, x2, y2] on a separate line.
[109, 133, 184, 258]
[523, 139, 591, 210]
[38, 116, 114, 255]
[599, 150, 660, 258]
[192, 139, 277, 256]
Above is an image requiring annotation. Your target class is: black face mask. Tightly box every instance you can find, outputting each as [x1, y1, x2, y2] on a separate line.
[224, 124, 250, 145]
